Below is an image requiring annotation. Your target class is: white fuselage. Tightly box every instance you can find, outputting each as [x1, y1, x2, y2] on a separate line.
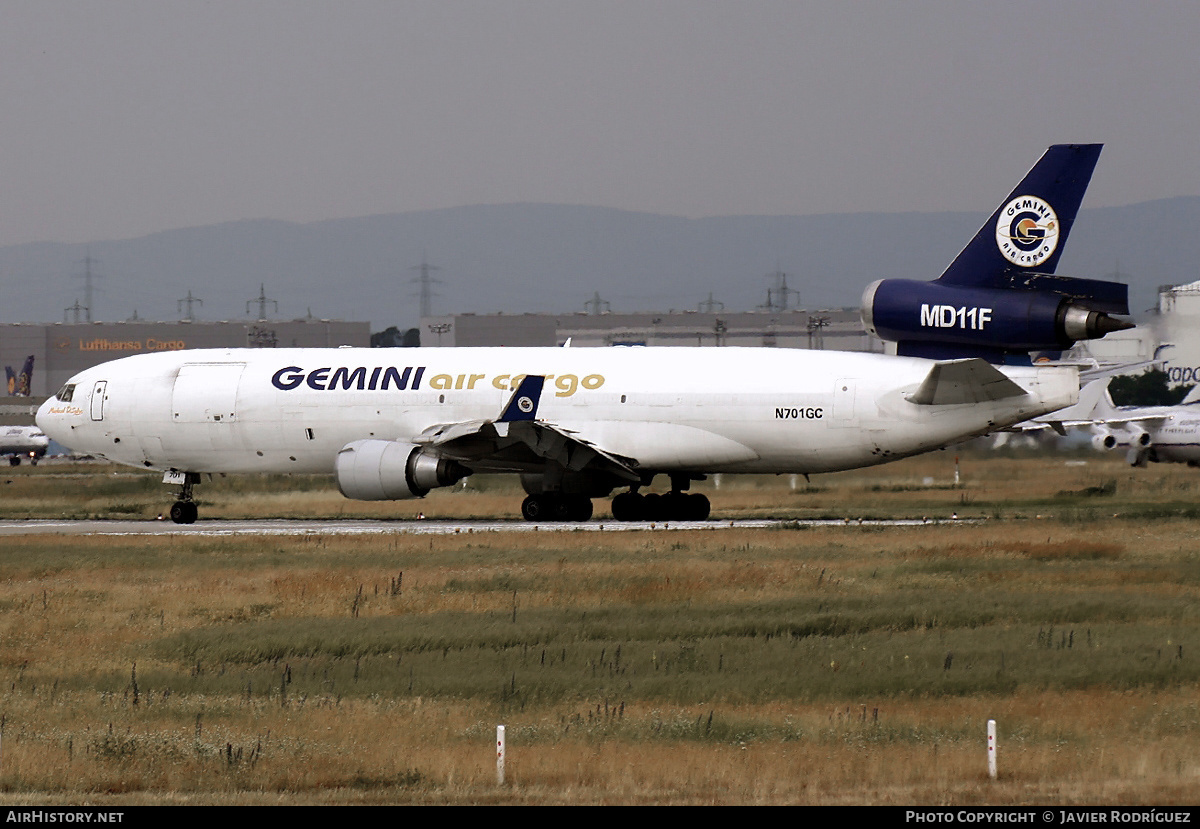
[1098, 410, 1200, 465]
[36, 346, 1077, 479]
[1149, 414, 1200, 463]
[0, 426, 49, 459]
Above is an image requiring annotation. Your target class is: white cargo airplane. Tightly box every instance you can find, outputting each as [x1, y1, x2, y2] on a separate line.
[37, 145, 1132, 523]
[0, 425, 49, 466]
[1032, 377, 1200, 467]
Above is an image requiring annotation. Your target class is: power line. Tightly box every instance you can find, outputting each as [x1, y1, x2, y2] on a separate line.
[246, 284, 278, 320]
[759, 267, 800, 312]
[178, 290, 203, 321]
[584, 291, 610, 315]
[73, 253, 102, 322]
[410, 256, 442, 318]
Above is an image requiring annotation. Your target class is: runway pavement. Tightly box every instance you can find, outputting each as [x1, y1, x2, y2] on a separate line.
[0, 516, 965, 537]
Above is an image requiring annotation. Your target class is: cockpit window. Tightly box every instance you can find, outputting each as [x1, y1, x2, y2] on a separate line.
[55, 383, 75, 402]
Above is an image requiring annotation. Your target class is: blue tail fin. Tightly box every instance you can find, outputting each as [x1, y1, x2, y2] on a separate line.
[5, 356, 33, 397]
[861, 144, 1132, 364]
[938, 144, 1101, 287]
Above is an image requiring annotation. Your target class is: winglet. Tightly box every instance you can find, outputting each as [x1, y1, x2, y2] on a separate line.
[497, 375, 545, 423]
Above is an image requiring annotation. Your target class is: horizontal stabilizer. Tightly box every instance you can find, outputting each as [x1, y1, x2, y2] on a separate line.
[907, 358, 1028, 406]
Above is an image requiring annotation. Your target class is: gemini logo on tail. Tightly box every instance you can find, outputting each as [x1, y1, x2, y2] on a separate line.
[995, 195, 1059, 267]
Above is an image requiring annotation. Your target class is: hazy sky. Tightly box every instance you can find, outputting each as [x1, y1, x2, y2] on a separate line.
[2, 1, 1198, 248]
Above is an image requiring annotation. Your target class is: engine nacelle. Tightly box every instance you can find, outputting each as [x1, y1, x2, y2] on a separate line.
[1091, 430, 1119, 451]
[1123, 426, 1151, 447]
[336, 440, 470, 501]
[861, 274, 1131, 362]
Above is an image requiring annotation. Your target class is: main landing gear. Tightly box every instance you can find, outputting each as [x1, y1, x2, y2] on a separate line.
[519, 473, 711, 523]
[521, 493, 594, 522]
[519, 489, 710, 522]
[167, 471, 201, 525]
[610, 489, 710, 521]
[611, 473, 711, 521]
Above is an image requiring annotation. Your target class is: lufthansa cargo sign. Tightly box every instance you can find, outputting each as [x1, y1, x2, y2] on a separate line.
[73, 338, 189, 352]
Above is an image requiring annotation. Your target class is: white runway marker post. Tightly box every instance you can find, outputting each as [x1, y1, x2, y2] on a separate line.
[497, 724, 506, 785]
[987, 719, 997, 779]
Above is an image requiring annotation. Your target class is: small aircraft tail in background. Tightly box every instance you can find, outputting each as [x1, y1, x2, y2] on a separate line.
[5, 355, 34, 397]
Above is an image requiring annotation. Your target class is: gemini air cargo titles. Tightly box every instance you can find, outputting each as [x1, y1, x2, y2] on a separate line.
[268, 364, 605, 397]
[38, 145, 1133, 523]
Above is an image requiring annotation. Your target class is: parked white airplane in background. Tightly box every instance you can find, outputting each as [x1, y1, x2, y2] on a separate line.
[1035, 377, 1200, 467]
[37, 145, 1133, 523]
[0, 425, 49, 466]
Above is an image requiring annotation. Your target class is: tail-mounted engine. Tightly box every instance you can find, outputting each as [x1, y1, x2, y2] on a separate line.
[862, 273, 1133, 363]
[336, 440, 470, 501]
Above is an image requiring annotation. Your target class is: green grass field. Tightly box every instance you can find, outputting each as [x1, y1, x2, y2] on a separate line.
[0, 450, 1197, 804]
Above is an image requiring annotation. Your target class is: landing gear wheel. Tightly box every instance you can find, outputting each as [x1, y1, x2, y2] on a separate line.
[167, 472, 201, 524]
[522, 494, 594, 522]
[611, 490, 710, 521]
[611, 491, 644, 521]
[661, 491, 690, 520]
[521, 494, 544, 521]
[169, 501, 198, 525]
[568, 496, 593, 522]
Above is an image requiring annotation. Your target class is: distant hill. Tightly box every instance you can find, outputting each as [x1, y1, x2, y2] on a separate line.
[3, 198, 1196, 330]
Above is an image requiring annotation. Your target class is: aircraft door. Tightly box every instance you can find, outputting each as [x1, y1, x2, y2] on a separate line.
[165, 363, 248, 459]
[171, 363, 246, 423]
[89, 380, 107, 421]
[832, 379, 859, 428]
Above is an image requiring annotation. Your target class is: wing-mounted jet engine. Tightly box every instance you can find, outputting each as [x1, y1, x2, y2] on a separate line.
[335, 440, 470, 501]
[862, 144, 1132, 364]
[1091, 429, 1119, 452]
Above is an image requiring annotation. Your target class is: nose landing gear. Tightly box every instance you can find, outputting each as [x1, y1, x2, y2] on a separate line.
[165, 471, 201, 525]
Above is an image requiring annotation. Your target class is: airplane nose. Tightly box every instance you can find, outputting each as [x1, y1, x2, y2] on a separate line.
[36, 395, 70, 443]
[35, 398, 54, 432]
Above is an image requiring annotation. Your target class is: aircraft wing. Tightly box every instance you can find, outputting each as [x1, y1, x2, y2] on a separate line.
[1010, 417, 1104, 435]
[1011, 376, 1172, 435]
[412, 376, 642, 482]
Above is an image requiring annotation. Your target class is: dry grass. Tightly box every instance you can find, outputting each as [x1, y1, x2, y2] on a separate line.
[0, 452, 1198, 804]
